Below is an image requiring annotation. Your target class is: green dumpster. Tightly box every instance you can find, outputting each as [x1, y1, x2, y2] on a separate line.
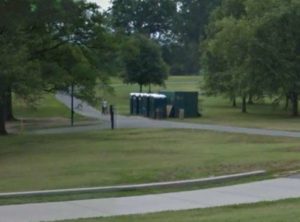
[160, 91, 199, 118]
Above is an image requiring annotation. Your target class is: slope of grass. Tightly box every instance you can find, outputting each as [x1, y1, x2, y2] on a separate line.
[14, 94, 71, 118]
[61, 198, 300, 222]
[1, 129, 300, 192]
[9, 94, 91, 132]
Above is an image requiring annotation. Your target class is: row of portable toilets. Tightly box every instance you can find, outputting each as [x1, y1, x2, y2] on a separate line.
[130, 91, 200, 119]
[130, 93, 167, 119]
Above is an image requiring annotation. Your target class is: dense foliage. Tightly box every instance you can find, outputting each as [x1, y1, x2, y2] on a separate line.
[121, 34, 168, 92]
[0, 0, 115, 134]
[202, 0, 300, 115]
[110, 0, 220, 75]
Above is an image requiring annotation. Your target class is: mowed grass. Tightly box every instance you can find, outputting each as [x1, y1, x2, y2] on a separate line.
[13, 94, 71, 118]
[10, 94, 89, 131]
[61, 198, 300, 222]
[103, 76, 300, 131]
[1, 129, 300, 192]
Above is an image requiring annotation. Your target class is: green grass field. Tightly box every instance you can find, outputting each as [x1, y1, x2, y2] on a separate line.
[60, 198, 300, 222]
[13, 94, 71, 118]
[101, 76, 300, 131]
[1, 129, 300, 193]
[9, 93, 90, 132]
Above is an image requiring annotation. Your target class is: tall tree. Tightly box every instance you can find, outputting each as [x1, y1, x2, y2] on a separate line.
[0, 0, 114, 134]
[121, 35, 168, 92]
[111, 0, 177, 41]
[202, 0, 300, 115]
[166, 0, 220, 75]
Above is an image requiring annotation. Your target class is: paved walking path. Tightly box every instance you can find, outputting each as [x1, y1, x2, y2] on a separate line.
[51, 93, 300, 138]
[2, 177, 300, 222]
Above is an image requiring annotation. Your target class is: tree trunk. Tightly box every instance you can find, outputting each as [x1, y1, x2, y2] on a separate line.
[242, 95, 247, 113]
[139, 84, 143, 93]
[248, 94, 254, 105]
[285, 95, 289, 111]
[291, 92, 298, 116]
[232, 96, 237, 107]
[148, 84, 151, 93]
[0, 89, 8, 135]
[5, 86, 15, 121]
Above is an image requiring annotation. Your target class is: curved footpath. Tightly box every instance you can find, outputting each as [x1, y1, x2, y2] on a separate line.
[1, 177, 300, 222]
[39, 92, 300, 138]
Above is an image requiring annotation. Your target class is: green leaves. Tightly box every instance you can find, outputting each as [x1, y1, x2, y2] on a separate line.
[202, 0, 300, 113]
[0, 0, 117, 133]
[121, 34, 168, 90]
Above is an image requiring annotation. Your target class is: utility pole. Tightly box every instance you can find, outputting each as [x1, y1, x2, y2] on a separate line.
[71, 83, 74, 126]
[110, 105, 114, 130]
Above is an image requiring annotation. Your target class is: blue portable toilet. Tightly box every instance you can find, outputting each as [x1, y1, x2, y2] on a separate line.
[149, 94, 167, 119]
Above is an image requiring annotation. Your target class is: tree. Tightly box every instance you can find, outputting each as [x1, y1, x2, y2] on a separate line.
[111, 0, 177, 41]
[202, 0, 300, 115]
[110, 0, 221, 75]
[170, 0, 220, 74]
[252, 0, 300, 116]
[0, 0, 114, 134]
[121, 35, 168, 92]
[202, 16, 260, 113]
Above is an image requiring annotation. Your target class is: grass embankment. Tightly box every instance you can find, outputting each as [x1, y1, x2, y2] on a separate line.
[9, 94, 91, 131]
[1, 129, 300, 193]
[104, 76, 300, 131]
[61, 198, 300, 222]
[14, 94, 71, 118]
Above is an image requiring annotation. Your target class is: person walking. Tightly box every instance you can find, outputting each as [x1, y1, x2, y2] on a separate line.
[101, 100, 108, 114]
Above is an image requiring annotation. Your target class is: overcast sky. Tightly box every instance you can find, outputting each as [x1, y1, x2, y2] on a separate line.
[88, 0, 111, 10]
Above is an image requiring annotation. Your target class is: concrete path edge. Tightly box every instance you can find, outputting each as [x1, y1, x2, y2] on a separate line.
[0, 170, 266, 198]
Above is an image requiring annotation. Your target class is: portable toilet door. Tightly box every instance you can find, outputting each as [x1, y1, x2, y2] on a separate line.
[141, 94, 151, 117]
[146, 96, 151, 117]
[130, 94, 134, 115]
[149, 94, 167, 119]
[137, 95, 143, 115]
[132, 95, 138, 115]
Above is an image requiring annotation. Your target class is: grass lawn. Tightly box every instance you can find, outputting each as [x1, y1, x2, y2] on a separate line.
[13, 94, 71, 119]
[8, 93, 91, 131]
[102, 76, 300, 131]
[1, 129, 300, 193]
[60, 198, 300, 222]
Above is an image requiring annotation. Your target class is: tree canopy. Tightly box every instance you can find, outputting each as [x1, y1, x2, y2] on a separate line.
[202, 0, 300, 114]
[110, 0, 220, 75]
[0, 0, 115, 134]
[121, 34, 169, 92]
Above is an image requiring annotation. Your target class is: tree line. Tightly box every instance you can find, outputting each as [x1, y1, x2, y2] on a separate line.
[201, 0, 300, 115]
[1, 0, 299, 135]
[110, 0, 300, 116]
[110, 0, 220, 75]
